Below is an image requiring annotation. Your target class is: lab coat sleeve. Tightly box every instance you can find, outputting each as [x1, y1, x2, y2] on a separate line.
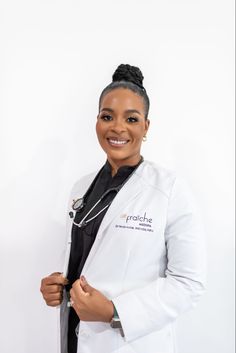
[112, 176, 207, 342]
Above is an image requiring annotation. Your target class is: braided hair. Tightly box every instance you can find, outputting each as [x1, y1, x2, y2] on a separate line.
[99, 64, 150, 119]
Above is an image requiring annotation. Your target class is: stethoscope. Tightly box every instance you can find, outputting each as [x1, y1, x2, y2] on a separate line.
[72, 187, 120, 228]
[70, 156, 144, 229]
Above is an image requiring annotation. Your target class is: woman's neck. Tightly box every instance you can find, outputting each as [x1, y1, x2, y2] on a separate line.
[107, 155, 143, 177]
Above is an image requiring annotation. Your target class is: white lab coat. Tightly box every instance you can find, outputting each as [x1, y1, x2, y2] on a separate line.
[59, 160, 206, 353]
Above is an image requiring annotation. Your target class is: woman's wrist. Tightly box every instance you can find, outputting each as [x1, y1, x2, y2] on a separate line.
[106, 300, 115, 322]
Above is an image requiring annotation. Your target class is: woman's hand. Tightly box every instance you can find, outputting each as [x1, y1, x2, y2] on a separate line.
[40, 272, 68, 307]
[70, 276, 114, 322]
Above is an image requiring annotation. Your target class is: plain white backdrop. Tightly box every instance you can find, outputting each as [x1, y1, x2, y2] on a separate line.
[0, 1, 234, 352]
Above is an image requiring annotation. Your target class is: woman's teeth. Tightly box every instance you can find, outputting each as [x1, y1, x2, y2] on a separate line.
[108, 139, 128, 145]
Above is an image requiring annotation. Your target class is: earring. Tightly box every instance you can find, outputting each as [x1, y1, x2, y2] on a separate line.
[142, 135, 147, 142]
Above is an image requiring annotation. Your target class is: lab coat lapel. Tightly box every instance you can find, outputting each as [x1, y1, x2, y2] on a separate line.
[97, 172, 143, 236]
[81, 166, 144, 274]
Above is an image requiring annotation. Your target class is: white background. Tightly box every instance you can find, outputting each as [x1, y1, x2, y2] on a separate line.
[0, 1, 234, 352]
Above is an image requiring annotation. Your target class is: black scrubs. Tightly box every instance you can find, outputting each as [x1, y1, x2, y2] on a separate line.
[66, 158, 143, 353]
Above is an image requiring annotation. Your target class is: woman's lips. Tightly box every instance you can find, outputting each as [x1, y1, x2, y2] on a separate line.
[107, 138, 129, 147]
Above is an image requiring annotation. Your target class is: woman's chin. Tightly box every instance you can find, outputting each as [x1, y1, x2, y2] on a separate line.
[106, 151, 129, 161]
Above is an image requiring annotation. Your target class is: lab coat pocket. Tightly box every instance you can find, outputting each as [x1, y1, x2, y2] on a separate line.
[77, 321, 121, 353]
[115, 324, 176, 353]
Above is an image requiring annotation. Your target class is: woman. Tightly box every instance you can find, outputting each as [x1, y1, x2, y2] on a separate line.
[40, 64, 206, 353]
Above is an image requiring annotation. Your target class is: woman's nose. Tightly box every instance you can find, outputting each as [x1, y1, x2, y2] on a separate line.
[110, 118, 126, 133]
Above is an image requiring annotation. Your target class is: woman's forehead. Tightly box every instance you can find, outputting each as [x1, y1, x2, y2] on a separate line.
[100, 88, 145, 113]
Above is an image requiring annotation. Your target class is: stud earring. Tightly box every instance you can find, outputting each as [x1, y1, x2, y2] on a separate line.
[142, 135, 147, 142]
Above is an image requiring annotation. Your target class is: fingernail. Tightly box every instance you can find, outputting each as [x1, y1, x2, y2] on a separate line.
[63, 277, 69, 284]
[80, 275, 86, 282]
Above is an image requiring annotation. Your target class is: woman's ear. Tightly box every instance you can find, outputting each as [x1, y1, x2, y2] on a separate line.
[145, 119, 150, 134]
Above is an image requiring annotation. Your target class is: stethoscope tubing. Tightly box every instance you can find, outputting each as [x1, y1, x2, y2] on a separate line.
[71, 156, 144, 229]
[73, 201, 111, 228]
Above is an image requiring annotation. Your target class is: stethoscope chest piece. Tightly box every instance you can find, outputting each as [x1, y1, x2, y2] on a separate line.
[72, 197, 85, 211]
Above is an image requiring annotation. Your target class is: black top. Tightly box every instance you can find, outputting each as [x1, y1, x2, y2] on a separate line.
[66, 158, 143, 353]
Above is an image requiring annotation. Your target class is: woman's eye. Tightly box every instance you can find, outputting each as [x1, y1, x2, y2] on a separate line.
[127, 116, 138, 123]
[101, 115, 112, 121]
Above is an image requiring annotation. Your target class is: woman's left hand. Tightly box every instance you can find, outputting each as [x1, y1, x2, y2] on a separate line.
[70, 276, 114, 322]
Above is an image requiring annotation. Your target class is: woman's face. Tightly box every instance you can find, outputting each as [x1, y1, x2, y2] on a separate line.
[96, 88, 150, 170]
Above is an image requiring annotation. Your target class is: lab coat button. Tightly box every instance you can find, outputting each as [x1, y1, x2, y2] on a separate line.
[79, 330, 90, 339]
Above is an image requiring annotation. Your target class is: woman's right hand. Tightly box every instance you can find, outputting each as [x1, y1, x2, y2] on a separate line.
[40, 272, 69, 307]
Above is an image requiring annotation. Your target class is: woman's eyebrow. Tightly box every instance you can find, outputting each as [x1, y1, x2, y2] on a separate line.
[100, 108, 114, 113]
[100, 108, 142, 115]
[125, 109, 142, 115]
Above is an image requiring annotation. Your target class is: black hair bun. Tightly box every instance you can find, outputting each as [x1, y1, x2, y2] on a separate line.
[112, 64, 144, 89]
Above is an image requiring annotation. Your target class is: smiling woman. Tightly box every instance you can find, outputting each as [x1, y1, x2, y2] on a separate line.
[96, 86, 150, 175]
[40, 64, 206, 353]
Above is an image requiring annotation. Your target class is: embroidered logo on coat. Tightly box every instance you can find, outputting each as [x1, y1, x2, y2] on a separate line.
[115, 212, 154, 232]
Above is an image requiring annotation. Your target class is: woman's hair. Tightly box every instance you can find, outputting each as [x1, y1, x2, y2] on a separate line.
[99, 64, 150, 119]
